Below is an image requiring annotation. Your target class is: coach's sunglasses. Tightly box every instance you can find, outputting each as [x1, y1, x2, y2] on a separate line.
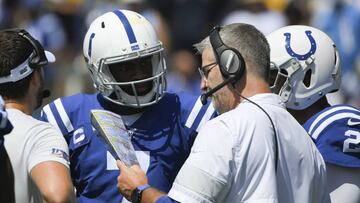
[198, 62, 217, 78]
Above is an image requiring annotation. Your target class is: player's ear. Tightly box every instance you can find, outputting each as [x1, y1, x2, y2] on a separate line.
[30, 68, 42, 86]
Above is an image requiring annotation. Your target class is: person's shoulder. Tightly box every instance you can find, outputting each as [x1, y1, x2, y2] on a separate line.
[8, 109, 57, 133]
[42, 92, 99, 116]
[40, 93, 100, 135]
[304, 104, 360, 167]
[54, 92, 98, 107]
[159, 91, 213, 113]
[205, 107, 249, 132]
[157, 92, 216, 132]
[8, 108, 39, 124]
[304, 104, 360, 135]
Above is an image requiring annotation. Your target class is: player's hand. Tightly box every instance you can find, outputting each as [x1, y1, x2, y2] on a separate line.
[117, 160, 148, 200]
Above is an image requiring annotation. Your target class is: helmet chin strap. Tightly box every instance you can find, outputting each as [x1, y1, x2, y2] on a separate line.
[114, 84, 156, 107]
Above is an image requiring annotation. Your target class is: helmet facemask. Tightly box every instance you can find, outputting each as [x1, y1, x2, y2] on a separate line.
[270, 56, 314, 108]
[88, 44, 167, 108]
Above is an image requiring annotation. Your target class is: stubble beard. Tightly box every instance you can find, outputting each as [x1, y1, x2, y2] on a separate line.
[213, 90, 231, 115]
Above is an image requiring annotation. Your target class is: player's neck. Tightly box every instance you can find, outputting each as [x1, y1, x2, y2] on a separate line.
[5, 99, 32, 115]
[288, 97, 331, 125]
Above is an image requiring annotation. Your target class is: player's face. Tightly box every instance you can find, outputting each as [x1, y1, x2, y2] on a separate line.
[109, 56, 153, 96]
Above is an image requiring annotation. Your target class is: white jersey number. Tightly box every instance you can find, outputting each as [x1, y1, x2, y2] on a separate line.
[343, 130, 360, 153]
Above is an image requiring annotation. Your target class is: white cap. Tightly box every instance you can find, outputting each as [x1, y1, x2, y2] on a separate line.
[0, 50, 56, 84]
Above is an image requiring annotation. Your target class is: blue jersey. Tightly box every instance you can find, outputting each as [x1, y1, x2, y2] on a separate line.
[303, 104, 360, 168]
[40, 92, 215, 202]
[0, 112, 12, 145]
[0, 113, 13, 160]
[0, 96, 13, 151]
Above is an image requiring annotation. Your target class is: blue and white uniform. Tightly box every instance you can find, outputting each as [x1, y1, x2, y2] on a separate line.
[40, 92, 215, 202]
[303, 104, 360, 168]
[0, 96, 13, 154]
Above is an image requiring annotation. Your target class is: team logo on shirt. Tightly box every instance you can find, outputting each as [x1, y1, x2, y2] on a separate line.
[51, 148, 70, 163]
[73, 127, 86, 145]
[347, 118, 360, 126]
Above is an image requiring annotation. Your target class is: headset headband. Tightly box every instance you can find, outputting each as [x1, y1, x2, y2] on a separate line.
[0, 29, 54, 83]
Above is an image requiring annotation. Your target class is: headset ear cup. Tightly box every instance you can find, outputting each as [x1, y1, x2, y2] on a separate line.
[219, 48, 245, 80]
[209, 25, 246, 83]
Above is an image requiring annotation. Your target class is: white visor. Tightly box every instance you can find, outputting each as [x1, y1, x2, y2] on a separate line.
[0, 50, 56, 84]
[45, 50, 56, 63]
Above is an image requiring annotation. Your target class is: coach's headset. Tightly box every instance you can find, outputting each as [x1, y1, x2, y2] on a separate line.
[0, 29, 51, 98]
[200, 26, 245, 104]
[201, 26, 279, 171]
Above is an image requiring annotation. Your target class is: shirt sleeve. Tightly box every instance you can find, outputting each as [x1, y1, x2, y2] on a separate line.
[26, 122, 70, 173]
[168, 119, 234, 203]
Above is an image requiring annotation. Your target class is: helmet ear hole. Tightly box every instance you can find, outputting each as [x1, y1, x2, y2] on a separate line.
[303, 69, 312, 88]
[270, 67, 289, 94]
[280, 68, 288, 76]
[333, 45, 337, 64]
[268, 68, 279, 87]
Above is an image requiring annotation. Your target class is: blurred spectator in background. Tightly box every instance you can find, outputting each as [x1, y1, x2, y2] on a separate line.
[221, 0, 287, 35]
[152, 0, 227, 94]
[284, 0, 312, 25]
[0, 0, 17, 29]
[162, 0, 226, 51]
[167, 49, 201, 95]
[122, 0, 171, 51]
[311, 0, 360, 107]
[85, 0, 170, 51]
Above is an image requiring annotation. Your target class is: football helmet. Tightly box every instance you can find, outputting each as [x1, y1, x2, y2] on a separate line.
[83, 9, 167, 107]
[267, 25, 341, 110]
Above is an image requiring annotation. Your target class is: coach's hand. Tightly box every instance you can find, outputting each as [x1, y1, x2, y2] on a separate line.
[117, 160, 148, 200]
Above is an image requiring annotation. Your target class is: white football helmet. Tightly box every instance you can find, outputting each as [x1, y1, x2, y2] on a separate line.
[83, 9, 167, 107]
[267, 25, 341, 110]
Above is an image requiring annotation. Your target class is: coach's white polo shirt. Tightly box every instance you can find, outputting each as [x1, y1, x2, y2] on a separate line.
[168, 93, 329, 203]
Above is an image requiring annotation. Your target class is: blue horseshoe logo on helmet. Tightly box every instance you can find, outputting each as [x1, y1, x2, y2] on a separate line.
[284, 30, 316, 61]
